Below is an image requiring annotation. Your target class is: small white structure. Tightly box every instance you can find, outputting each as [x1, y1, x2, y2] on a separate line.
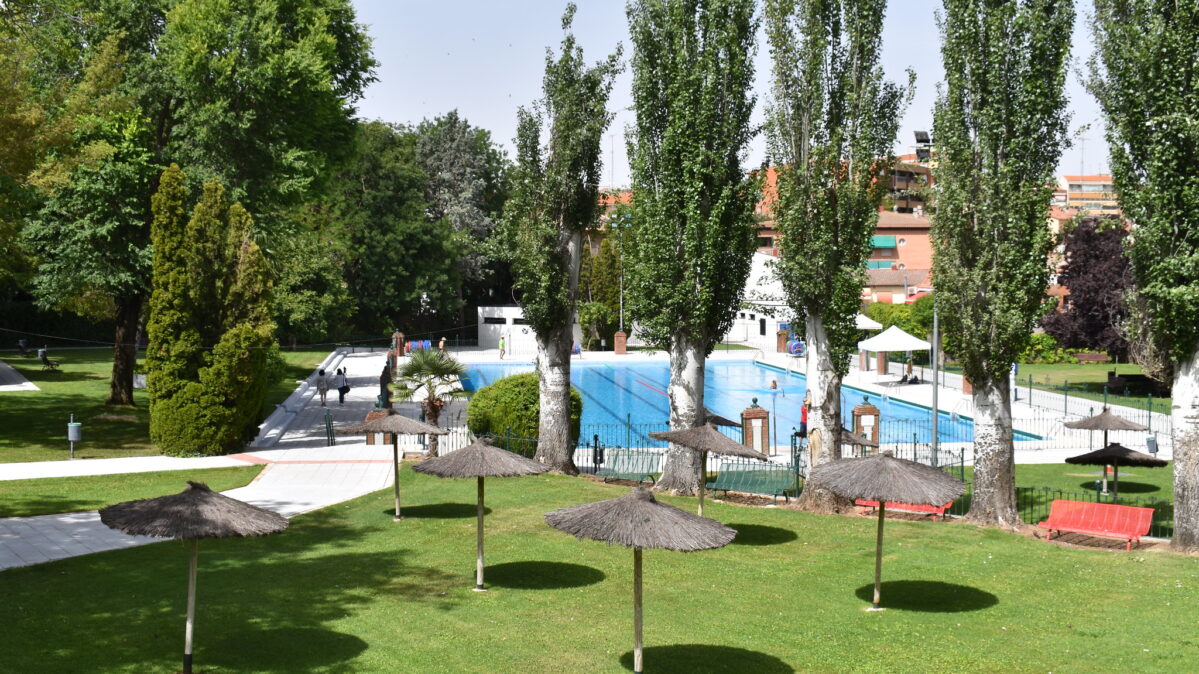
[477, 306, 584, 355]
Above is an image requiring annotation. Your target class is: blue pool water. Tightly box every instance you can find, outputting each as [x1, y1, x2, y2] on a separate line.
[462, 359, 1034, 446]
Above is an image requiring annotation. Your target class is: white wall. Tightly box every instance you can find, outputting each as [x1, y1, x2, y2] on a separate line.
[477, 306, 583, 355]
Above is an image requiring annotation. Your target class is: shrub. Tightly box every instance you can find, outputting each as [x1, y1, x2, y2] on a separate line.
[1019, 333, 1090, 364]
[467, 372, 583, 452]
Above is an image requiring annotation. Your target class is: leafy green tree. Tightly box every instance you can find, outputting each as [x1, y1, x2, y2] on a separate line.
[932, 0, 1073, 526]
[498, 4, 620, 474]
[147, 168, 274, 456]
[335, 121, 461, 334]
[578, 236, 623, 349]
[17, 0, 374, 405]
[625, 0, 759, 494]
[394, 349, 467, 457]
[764, 0, 912, 511]
[271, 209, 355, 348]
[1090, 0, 1199, 551]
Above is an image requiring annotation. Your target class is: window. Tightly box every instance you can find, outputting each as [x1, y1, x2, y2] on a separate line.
[756, 236, 774, 248]
[759, 318, 767, 336]
[749, 314, 756, 320]
[483, 317, 507, 325]
[739, 312, 745, 319]
[897, 263, 906, 270]
[897, 238, 906, 246]
[512, 318, 529, 325]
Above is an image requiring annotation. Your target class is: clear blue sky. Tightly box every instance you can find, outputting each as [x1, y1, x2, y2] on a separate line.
[352, 0, 1104, 188]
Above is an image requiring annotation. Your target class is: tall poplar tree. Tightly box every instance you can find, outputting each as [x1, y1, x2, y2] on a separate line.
[625, 0, 759, 494]
[1090, 0, 1199, 551]
[932, 0, 1072, 526]
[498, 4, 620, 473]
[764, 0, 912, 511]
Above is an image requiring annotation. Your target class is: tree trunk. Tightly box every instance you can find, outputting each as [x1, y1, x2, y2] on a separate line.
[107, 294, 144, 406]
[966, 376, 1020, 527]
[425, 398, 444, 457]
[1171, 346, 1199, 552]
[655, 335, 705, 495]
[534, 324, 579, 474]
[795, 314, 853, 513]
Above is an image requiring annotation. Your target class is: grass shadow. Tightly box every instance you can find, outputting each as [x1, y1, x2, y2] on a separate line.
[0, 497, 97, 518]
[1075, 480, 1160, 494]
[726, 523, 798, 546]
[395, 503, 491, 518]
[619, 645, 793, 673]
[485, 561, 605, 589]
[854, 580, 998, 612]
[205, 627, 367, 672]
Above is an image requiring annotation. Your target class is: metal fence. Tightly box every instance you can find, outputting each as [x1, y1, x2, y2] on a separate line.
[943, 485, 1174, 540]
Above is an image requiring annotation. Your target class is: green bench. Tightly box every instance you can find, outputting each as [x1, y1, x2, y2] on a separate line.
[595, 449, 661, 485]
[706, 462, 801, 504]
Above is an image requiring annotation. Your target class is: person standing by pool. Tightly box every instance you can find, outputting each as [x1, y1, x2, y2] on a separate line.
[498, 336, 506, 360]
[800, 395, 809, 437]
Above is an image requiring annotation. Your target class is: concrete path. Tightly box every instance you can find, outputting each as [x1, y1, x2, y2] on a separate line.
[0, 359, 38, 392]
[0, 351, 395, 571]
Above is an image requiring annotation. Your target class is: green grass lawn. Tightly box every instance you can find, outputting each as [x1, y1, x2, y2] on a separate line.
[0, 348, 329, 463]
[1, 471, 1195, 673]
[0, 465, 264, 518]
[944, 361, 1172, 414]
[966, 462, 1176, 500]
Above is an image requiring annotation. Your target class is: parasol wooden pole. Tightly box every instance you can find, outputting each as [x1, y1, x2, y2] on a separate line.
[183, 539, 198, 674]
[872, 502, 886, 609]
[1113, 461, 1120, 500]
[633, 547, 644, 674]
[697, 450, 707, 517]
[474, 476, 487, 592]
[392, 434, 402, 520]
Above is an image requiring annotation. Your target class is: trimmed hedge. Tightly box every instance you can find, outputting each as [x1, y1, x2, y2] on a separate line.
[466, 372, 582, 452]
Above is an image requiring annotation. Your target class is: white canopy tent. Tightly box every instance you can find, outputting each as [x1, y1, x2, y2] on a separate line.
[857, 325, 930, 352]
[855, 314, 883, 330]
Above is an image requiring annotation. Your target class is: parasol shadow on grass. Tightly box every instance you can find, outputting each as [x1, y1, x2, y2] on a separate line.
[619, 645, 794, 673]
[724, 523, 797, 546]
[1074, 480, 1159, 494]
[390, 502, 492, 519]
[546, 487, 736, 674]
[412, 437, 549, 591]
[648, 423, 767, 517]
[853, 580, 997, 613]
[336, 412, 447, 521]
[204, 627, 367, 672]
[807, 452, 966, 611]
[99, 482, 288, 674]
[484, 561, 606, 589]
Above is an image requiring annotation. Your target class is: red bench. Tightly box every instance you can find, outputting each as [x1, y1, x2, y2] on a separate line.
[1037, 499, 1153, 551]
[855, 499, 953, 521]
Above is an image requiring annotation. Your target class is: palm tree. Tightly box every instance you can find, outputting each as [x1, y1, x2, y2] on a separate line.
[394, 349, 467, 457]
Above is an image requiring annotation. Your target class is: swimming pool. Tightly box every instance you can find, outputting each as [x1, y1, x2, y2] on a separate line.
[462, 359, 1034, 447]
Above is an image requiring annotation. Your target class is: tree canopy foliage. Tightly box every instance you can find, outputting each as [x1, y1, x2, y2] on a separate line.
[1040, 217, 1130, 358]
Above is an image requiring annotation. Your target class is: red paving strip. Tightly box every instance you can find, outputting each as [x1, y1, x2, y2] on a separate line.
[227, 454, 391, 465]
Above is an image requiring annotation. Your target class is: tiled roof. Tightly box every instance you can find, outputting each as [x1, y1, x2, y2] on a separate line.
[875, 210, 931, 228]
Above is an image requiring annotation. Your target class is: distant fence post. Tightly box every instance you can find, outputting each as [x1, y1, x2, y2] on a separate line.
[1063, 380, 1069, 417]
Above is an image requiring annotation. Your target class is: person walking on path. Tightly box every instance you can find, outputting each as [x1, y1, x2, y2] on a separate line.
[498, 336, 506, 360]
[334, 368, 349, 406]
[316, 369, 330, 407]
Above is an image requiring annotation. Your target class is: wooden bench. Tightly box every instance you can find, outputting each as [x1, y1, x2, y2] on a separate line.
[1037, 499, 1153, 551]
[855, 499, 953, 521]
[595, 449, 660, 485]
[706, 462, 799, 504]
[1075, 352, 1109, 363]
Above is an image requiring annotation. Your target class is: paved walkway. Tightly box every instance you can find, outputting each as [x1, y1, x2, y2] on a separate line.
[0, 351, 395, 571]
[0, 358, 38, 392]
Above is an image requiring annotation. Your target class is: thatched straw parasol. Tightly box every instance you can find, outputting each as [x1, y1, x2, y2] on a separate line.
[649, 423, 767, 516]
[545, 487, 735, 673]
[337, 412, 447, 521]
[808, 452, 965, 610]
[100, 482, 288, 674]
[703, 407, 739, 427]
[1063, 407, 1148, 448]
[412, 437, 548, 591]
[1066, 442, 1166, 499]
